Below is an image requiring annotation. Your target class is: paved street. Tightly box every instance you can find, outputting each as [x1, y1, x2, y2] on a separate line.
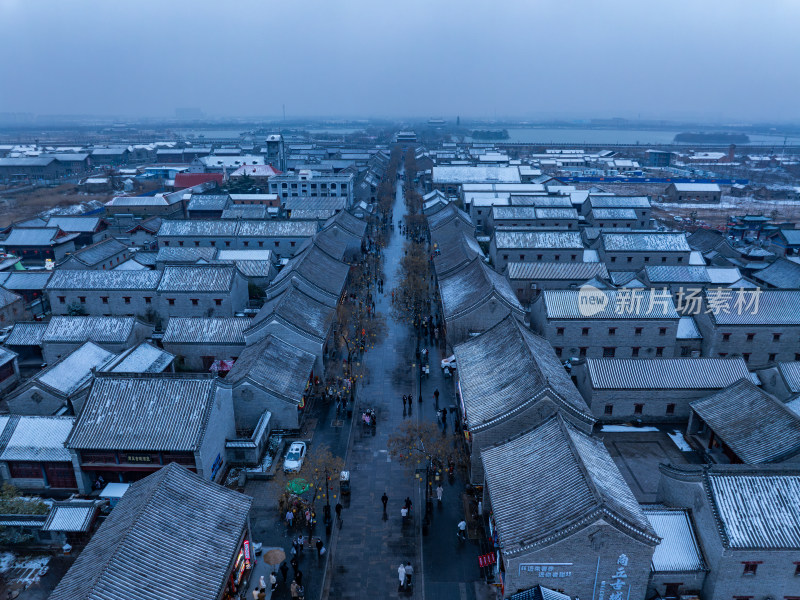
[245, 166, 491, 600]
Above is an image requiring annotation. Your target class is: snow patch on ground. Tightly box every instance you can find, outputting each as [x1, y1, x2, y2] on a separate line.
[600, 425, 660, 432]
[668, 430, 693, 452]
[0, 552, 51, 586]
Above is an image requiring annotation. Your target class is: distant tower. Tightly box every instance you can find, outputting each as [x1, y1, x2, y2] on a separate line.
[456, 116, 460, 126]
[265, 134, 286, 172]
[728, 144, 736, 162]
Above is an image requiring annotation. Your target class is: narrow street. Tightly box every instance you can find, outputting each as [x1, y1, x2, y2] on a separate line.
[245, 164, 488, 600]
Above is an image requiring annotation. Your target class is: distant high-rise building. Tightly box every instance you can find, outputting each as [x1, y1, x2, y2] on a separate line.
[264, 134, 286, 171]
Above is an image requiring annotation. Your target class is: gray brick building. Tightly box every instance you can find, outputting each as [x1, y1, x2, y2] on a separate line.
[657, 464, 800, 600]
[39, 316, 152, 365]
[572, 357, 751, 423]
[531, 288, 681, 360]
[490, 229, 585, 273]
[453, 316, 595, 484]
[505, 261, 609, 304]
[162, 317, 250, 371]
[482, 415, 658, 599]
[596, 232, 691, 270]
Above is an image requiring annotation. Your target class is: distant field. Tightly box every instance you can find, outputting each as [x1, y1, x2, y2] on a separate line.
[0, 184, 114, 228]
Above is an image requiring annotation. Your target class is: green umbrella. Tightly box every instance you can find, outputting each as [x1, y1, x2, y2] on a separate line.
[286, 478, 310, 495]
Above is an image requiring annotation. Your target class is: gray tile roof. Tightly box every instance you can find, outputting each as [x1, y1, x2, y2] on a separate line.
[541, 289, 679, 319]
[49, 463, 252, 600]
[0, 288, 21, 310]
[47, 270, 161, 291]
[643, 265, 711, 283]
[43, 316, 137, 343]
[155, 246, 217, 263]
[534, 207, 578, 220]
[236, 219, 318, 238]
[68, 238, 128, 266]
[323, 210, 368, 238]
[752, 258, 800, 289]
[68, 374, 218, 451]
[186, 194, 231, 211]
[481, 415, 657, 555]
[105, 342, 174, 374]
[691, 379, 800, 464]
[677, 316, 702, 339]
[491, 206, 537, 220]
[432, 228, 484, 278]
[643, 507, 705, 572]
[268, 244, 349, 304]
[157, 265, 236, 292]
[3, 228, 78, 247]
[157, 220, 239, 238]
[432, 165, 520, 184]
[439, 257, 523, 320]
[0, 347, 16, 366]
[506, 261, 608, 281]
[708, 289, 800, 325]
[705, 468, 800, 549]
[453, 316, 591, 431]
[601, 232, 691, 252]
[46, 216, 103, 233]
[588, 195, 651, 209]
[585, 357, 750, 389]
[590, 207, 638, 220]
[0, 415, 75, 462]
[35, 341, 116, 396]
[778, 362, 800, 393]
[221, 205, 268, 219]
[163, 317, 250, 344]
[494, 229, 583, 250]
[4, 321, 48, 346]
[249, 284, 335, 342]
[426, 203, 472, 231]
[225, 334, 316, 404]
[42, 500, 98, 532]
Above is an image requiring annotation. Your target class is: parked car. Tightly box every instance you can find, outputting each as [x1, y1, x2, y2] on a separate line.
[283, 441, 307, 473]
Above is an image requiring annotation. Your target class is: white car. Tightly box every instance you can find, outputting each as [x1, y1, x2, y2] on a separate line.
[283, 441, 307, 473]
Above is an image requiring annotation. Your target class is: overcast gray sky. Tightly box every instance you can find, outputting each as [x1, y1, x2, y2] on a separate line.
[1, 0, 798, 122]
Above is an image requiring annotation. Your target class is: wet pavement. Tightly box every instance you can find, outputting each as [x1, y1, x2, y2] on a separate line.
[247, 169, 493, 600]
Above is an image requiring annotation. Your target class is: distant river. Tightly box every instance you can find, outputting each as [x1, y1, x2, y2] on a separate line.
[467, 127, 800, 146]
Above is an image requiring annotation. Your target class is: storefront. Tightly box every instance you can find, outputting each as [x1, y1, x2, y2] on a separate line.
[225, 537, 255, 599]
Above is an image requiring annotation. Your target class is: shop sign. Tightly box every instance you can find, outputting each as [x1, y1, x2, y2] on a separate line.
[519, 562, 573, 579]
[595, 554, 629, 600]
[126, 454, 152, 463]
[211, 454, 223, 479]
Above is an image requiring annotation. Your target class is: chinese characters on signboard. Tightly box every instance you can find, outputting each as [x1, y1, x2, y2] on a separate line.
[597, 554, 628, 600]
[518, 563, 573, 579]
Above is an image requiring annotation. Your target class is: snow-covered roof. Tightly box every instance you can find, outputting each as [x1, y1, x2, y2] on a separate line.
[0, 415, 75, 462]
[643, 507, 705, 572]
[37, 341, 116, 396]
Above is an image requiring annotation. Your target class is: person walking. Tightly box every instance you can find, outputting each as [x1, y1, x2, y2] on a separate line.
[400, 506, 408, 524]
[290, 555, 299, 576]
[335, 502, 343, 526]
[402, 395, 407, 410]
[315, 537, 324, 559]
[270, 573, 278, 592]
[433, 388, 440, 408]
[290, 580, 300, 600]
[397, 563, 406, 591]
[381, 492, 388, 512]
[436, 484, 444, 503]
[404, 562, 414, 588]
[285, 509, 294, 529]
[457, 520, 467, 541]
[294, 569, 303, 586]
[279, 561, 289, 582]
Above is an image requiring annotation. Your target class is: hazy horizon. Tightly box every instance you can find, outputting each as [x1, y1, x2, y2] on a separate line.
[2, 0, 799, 123]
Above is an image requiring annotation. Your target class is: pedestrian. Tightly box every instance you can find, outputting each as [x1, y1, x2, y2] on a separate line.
[434, 388, 439, 407]
[397, 563, 406, 590]
[258, 587, 266, 600]
[297, 534, 305, 555]
[402, 395, 407, 409]
[436, 485, 443, 503]
[381, 492, 388, 511]
[286, 509, 294, 528]
[404, 496, 412, 510]
[252, 587, 259, 600]
[290, 555, 299, 575]
[335, 502, 343, 522]
[405, 562, 414, 587]
[290, 580, 300, 600]
[270, 573, 278, 592]
[401, 506, 408, 523]
[457, 519, 467, 541]
[316, 537, 324, 558]
[259, 575, 266, 590]
[294, 569, 303, 586]
[279, 562, 289, 582]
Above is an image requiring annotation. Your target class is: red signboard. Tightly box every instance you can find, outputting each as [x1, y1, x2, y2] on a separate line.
[478, 553, 497, 568]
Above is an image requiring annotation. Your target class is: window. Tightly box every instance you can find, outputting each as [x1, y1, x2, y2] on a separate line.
[718, 352, 728, 357]
[191, 299, 199, 306]
[582, 327, 590, 336]
[579, 347, 587, 358]
[656, 347, 664, 357]
[243, 241, 249, 247]
[556, 327, 564, 336]
[144, 297, 152, 304]
[677, 257, 683, 262]
[769, 353, 777, 362]
[168, 298, 175, 306]
[608, 327, 617, 336]
[627, 256, 632, 263]
[742, 562, 759, 576]
[644, 256, 650, 263]
[503, 255, 508, 261]
[603, 347, 616, 358]
[632, 347, 640, 357]
[635, 327, 643, 335]
[520, 255, 525, 261]
[258, 241, 264, 248]
[796, 353, 800, 361]
[214, 299, 222, 306]
[178, 241, 184, 247]
[58, 296, 66, 304]
[680, 346, 691, 357]
[290, 241, 296, 247]
[773, 333, 782, 341]
[195, 241, 200, 247]
[163, 241, 169, 246]
[536, 254, 542, 260]
[666, 403, 676, 415]
[123, 297, 131, 304]
[554, 347, 562, 357]
[101, 296, 109, 304]
[275, 242, 280, 247]
[661, 257, 667, 263]
[794, 561, 800, 576]
[554, 255, 560, 261]
[722, 333, 731, 342]
[8, 462, 42, 479]
[634, 404, 644, 415]
[659, 327, 667, 336]
[571, 254, 576, 260]
[604, 404, 613, 415]
[746, 333, 755, 342]
[210, 241, 216, 247]
[742, 353, 750, 362]
[78, 296, 86, 304]
[610, 256, 617, 263]
[225, 241, 231, 247]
